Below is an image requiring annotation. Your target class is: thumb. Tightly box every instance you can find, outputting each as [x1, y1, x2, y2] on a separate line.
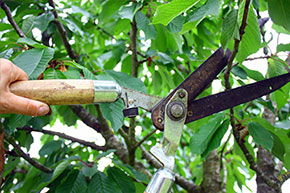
[6, 93, 50, 116]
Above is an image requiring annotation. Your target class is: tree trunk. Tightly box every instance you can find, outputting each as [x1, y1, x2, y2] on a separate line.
[201, 150, 222, 193]
[256, 102, 277, 193]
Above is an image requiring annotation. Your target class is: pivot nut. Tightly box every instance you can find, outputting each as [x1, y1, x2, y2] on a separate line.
[167, 101, 185, 120]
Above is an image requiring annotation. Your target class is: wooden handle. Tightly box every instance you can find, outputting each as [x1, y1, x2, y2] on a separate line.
[10, 79, 95, 105]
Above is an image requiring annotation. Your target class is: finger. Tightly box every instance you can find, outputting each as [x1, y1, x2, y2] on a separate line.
[5, 93, 50, 116]
[11, 63, 28, 82]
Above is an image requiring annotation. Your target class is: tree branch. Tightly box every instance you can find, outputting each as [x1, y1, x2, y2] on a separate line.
[0, 1, 26, 38]
[2, 129, 52, 173]
[130, 17, 139, 77]
[48, 0, 78, 61]
[17, 126, 106, 151]
[95, 105, 129, 164]
[70, 105, 101, 133]
[125, 17, 140, 166]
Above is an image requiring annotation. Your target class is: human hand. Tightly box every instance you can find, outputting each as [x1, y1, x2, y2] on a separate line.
[0, 58, 50, 116]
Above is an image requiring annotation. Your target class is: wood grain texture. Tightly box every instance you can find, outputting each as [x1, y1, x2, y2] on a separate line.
[10, 79, 95, 105]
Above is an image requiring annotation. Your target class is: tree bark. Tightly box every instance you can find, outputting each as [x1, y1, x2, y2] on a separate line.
[256, 101, 278, 193]
[201, 150, 222, 193]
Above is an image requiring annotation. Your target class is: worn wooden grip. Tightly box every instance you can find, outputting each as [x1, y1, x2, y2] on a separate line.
[10, 79, 95, 105]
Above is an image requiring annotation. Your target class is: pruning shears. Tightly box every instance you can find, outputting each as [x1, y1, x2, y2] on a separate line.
[10, 47, 290, 193]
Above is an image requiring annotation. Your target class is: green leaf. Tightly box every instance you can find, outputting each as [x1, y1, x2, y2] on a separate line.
[181, 0, 221, 34]
[270, 90, 287, 110]
[119, 3, 142, 21]
[152, 0, 200, 26]
[100, 100, 124, 131]
[157, 52, 174, 64]
[107, 167, 136, 193]
[231, 66, 247, 79]
[0, 49, 13, 59]
[153, 70, 162, 94]
[121, 55, 132, 74]
[251, 117, 290, 168]
[22, 15, 36, 36]
[226, 164, 235, 193]
[270, 132, 286, 161]
[241, 65, 264, 81]
[248, 122, 274, 151]
[88, 172, 122, 193]
[105, 70, 147, 93]
[190, 113, 225, 155]
[112, 41, 126, 62]
[167, 15, 184, 33]
[52, 159, 72, 181]
[62, 68, 81, 79]
[202, 119, 230, 158]
[34, 12, 54, 32]
[99, 0, 125, 23]
[43, 68, 66, 79]
[71, 5, 91, 17]
[39, 140, 62, 156]
[267, 58, 285, 78]
[56, 170, 88, 193]
[114, 162, 149, 183]
[272, 23, 290, 34]
[17, 38, 47, 48]
[13, 48, 54, 80]
[268, 0, 290, 31]
[63, 18, 84, 36]
[5, 114, 32, 133]
[82, 164, 98, 178]
[0, 23, 12, 31]
[236, 6, 261, 63]
[275, 120, 290, 130]
[152, 25, 168, 52]
[221, 9, 239, 51]
[96, 149, 116, 160]
[135, 11, 157, 40]
[277, 43, 290, 52]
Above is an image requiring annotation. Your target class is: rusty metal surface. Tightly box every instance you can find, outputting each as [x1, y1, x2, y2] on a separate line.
[185, 72, 290, 123]
[151, 47, 231, 130]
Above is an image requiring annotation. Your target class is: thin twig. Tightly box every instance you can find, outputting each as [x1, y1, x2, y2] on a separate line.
[48, 0, 78, 61]
[0, 1, 26, 38]
[224, 0, 251, 89]
[3, 130, 52, 173]
[219, 133, 231, 169]
[245, 56, 271, 61]
[278, 171, 290, 184]
[134, 129, 157, 149]
[17, 126, 106, 151]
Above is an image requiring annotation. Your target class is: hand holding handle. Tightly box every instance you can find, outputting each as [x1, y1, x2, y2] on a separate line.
[10, 79, 121, 105]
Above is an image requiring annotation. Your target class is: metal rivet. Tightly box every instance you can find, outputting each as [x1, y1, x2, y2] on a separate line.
[178, 91, 185, 98]
[128, 99, 134, 105]
[188, 111, 193, 116]
[157, 118, 163, 123]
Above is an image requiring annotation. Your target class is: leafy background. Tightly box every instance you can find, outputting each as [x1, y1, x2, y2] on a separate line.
[0, 0, 290, 192]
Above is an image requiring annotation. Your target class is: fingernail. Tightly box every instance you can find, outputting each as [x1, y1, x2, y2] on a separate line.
[38, 106, 50, 116]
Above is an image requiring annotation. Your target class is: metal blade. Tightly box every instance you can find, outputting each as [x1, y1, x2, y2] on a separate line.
[151, 47, 231, 130]
[121, 87, 162, 112]
[185, 72, 290, 123]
